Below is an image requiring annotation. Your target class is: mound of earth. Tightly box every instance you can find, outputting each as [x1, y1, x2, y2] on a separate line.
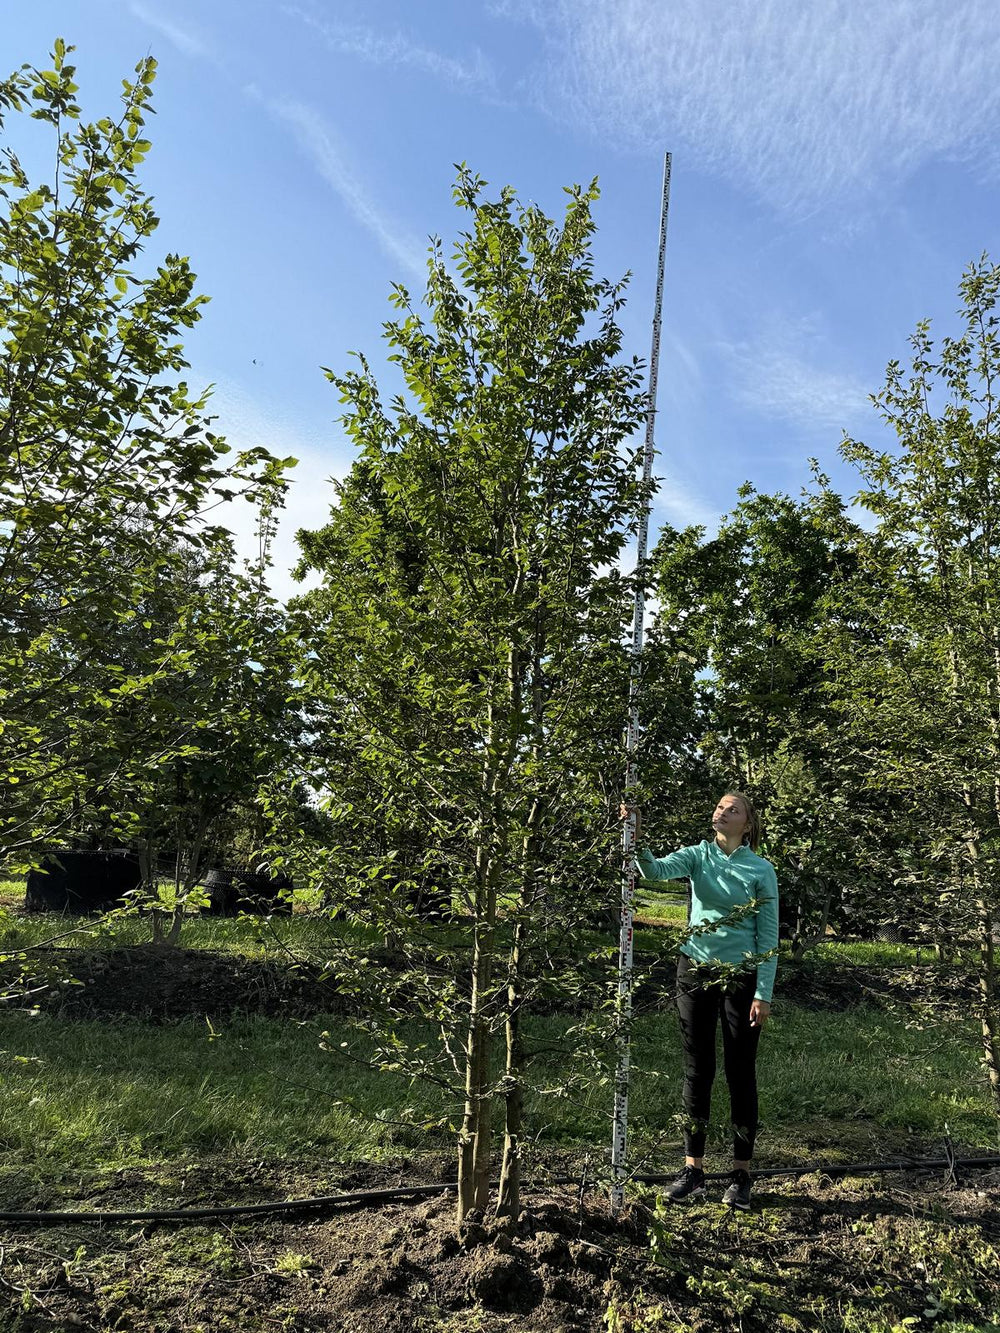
[1, 1160, 998, 1332]
[3, 935, 980, 1023]
[8, 945, 344, 1022]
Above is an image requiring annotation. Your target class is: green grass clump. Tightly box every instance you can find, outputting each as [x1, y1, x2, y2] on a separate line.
[0, 905, 353, 961]
[0, 1000, 993, 1178]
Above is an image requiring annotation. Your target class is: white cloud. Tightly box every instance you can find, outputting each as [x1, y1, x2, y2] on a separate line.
[720, 323, 872, 432]
[282, 4, 499, 97]
[253, 94, 428, 284]
[128, 2, 207, 58]
[651, 475, 719, 533]
[498, 0, 1000, 215]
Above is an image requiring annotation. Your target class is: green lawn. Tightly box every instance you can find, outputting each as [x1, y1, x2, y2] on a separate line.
[1, 881, 995, 1189]
[0, 999, 993, 1180]
[0, 889, 348, 960]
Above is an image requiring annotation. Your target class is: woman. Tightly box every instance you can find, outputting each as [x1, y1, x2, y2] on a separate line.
[628, 792, 778, 1210]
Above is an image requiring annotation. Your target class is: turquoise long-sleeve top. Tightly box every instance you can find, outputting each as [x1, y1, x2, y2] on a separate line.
[637, 840, 779, 1002]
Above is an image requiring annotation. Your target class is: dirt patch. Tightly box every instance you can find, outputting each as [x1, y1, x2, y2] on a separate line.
[3, 945, 343, 1022]
[3, 923, 980, 1024]
[1, 1159, 999, 1332]
[633, 952, 979, 1016]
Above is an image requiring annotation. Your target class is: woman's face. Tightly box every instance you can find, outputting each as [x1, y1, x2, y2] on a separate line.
[712, 795, 749, 841]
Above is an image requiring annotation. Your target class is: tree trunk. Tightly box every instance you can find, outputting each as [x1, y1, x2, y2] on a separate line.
[974, 884, 1000, 1115]
[790, 886, 831, 962]
[977, 903, 1000, 1115]
[457, 714, 507, 1223]
[497, 591, 545, 1226]
[457, 570, 526, 1225]
[138, 838, 172, 947]
[962, 814, 1000, 1115]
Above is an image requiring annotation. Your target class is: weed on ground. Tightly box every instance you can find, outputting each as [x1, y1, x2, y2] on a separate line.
[0, 1165, 998, 1332]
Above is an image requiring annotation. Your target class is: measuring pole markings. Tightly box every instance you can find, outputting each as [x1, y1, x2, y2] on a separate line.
[611, 151, 672, 1211]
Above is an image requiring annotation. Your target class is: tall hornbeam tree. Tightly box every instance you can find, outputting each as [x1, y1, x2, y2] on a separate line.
[292, 169, 648, 1225]
[822, 257, 1000, 1110]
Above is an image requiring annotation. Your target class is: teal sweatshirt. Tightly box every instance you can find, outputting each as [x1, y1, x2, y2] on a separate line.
[637, 840, 779, 1002]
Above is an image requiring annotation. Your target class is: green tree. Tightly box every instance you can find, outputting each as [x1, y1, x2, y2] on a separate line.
[91, 514, 297, 943]
[647, 487, 874, 949]
[823, 257, 1000, 1109]
[291, 169, 647, 1224]
[0, 42, 288, 864]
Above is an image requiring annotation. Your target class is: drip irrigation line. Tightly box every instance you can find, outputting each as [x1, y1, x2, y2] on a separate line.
[0, 1181, 474, 1225]
[1, 1156, 997, 1225]
[645, 1155, 1000, 1183]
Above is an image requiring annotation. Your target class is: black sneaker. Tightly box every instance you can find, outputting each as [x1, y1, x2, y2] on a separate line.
[722, 1169, 752, 1210]
[665, 1165, 706, 1203]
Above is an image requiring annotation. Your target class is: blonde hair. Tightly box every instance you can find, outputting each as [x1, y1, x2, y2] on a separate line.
[722, 791, 761, 853]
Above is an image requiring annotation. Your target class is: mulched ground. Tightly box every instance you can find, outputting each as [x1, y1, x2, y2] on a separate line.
[1, 1157, 998, 1332]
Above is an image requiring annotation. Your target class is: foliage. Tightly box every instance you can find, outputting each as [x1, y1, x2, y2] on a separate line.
[100, 520, 299, 942]
[0, 42, 292, 880]
[646, 486, 882, 949]
[289, 166, 649, 1222]
[821, 256, 1000, 1109]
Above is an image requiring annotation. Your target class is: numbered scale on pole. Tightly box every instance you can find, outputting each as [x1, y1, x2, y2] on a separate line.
[611, 151, 673, 1212]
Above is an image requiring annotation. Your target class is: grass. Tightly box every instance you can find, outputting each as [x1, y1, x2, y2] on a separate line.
[0, 898, 349, 960]
[1, 878, 996, 1186]
[0, 996, 994, 1184]
[0, 1012, 392, 1169]
[812, 937, 938, 966]
[1, 892, 997, 1333]
[1, 880, 941, 970]
[633, 886, 688, 928]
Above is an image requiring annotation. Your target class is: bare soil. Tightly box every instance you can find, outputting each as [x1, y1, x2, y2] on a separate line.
[4, 944, 342, 1022]
[1, 1159, 999, 1332]
[4, 940, 980, 1024]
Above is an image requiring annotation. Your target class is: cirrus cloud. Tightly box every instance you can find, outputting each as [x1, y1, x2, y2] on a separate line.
[497, 0, 1000, 216]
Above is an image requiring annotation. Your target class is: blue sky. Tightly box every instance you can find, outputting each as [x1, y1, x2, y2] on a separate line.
[4, 1, 1000, 597]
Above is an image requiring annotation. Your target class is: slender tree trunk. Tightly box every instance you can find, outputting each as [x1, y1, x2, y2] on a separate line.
[458, 698, 510, 1222]
[138, 838, 168, 946]
[975, 895, 1000, 1114]
[497, 593, 543, 1226]
[790, 884, 831, 962]
[457, 562, 526, 1225]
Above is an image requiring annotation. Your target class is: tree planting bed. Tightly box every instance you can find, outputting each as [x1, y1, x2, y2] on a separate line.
[1, 1161, 999, 1331]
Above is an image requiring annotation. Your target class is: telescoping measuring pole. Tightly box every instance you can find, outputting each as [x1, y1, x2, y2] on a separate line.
[611, 151, 672, 1211]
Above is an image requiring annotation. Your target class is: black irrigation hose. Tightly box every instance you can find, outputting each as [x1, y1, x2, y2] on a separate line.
[0, 1181, 474, 1225]
[1, 1156, 998, 1226]
[655, 1155, 1000, 1183]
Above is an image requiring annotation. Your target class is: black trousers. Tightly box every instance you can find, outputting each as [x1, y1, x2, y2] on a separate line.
[675, 952, 761, 1160]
